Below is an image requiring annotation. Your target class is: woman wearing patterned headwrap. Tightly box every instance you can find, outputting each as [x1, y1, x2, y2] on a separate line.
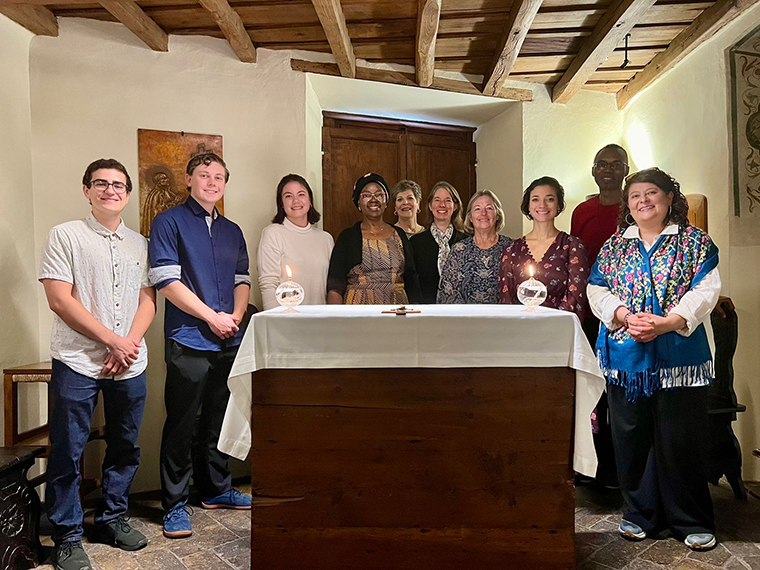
[588, 168, 721, 552]
[327, 173, 422, 305]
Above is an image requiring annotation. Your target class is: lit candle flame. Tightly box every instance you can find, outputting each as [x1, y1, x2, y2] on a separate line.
[528, 264, 534, 278]
[285, 265, 292, 279]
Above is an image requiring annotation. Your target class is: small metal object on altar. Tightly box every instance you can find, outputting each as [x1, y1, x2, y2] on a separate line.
[517, 265, 547, 312]
[381, 305, 421, 316]
[275, 265, 304, 313]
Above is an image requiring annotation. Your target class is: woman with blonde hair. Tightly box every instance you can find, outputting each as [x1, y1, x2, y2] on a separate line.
[437, 189, 511, 304]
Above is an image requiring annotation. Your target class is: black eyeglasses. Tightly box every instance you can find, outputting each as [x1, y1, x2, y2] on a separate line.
[90, 179, 129, 194]
[593, 161, 628, 171]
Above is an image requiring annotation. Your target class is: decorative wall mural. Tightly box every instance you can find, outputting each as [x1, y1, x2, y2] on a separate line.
[731, 23, 760, 216]
[137, 129, 224, 238]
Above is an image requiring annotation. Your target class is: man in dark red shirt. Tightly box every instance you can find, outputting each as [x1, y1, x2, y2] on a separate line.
[571, 143, 629, 488]
[571, 144, 629, 264]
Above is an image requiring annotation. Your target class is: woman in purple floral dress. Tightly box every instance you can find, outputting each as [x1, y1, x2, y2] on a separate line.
[499, 177, 589, 320]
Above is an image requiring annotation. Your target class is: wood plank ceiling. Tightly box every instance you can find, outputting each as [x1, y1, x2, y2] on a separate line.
[0, 0, 756, 107]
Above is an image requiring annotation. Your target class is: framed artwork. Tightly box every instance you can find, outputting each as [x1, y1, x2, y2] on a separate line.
[137, 129, 224, 237]
[730, 24, 760, 217]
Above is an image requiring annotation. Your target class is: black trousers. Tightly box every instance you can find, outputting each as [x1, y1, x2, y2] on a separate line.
[582, 315, 618, 485]
[607, 383, 715, 539]
[160, 339, 238, 511]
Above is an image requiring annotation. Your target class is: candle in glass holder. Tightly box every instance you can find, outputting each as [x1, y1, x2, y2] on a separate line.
[275, 265, 305, 312]
[517, 264, 547, 312]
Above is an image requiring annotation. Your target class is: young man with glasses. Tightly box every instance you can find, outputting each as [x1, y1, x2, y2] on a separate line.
[149, 152, 252, 539]
[570, 143, 630, 490]
[40, 158, 156, 570]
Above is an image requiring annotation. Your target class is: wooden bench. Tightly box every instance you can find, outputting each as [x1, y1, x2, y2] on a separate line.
[3, 362, 105, 493]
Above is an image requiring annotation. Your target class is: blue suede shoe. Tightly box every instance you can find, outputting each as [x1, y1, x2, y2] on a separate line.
[618, 519, 646, 540]
[163, 502, 193, 539]
[685, 533, 716, 551]
[201, 488, 252, 510]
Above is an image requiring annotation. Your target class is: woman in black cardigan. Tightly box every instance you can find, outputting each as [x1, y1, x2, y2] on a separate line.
[327, 173, 422, 304]
[410, 182, 468, 304]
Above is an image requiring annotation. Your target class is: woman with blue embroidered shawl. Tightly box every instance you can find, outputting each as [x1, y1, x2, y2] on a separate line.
[587, 168, 721, 552]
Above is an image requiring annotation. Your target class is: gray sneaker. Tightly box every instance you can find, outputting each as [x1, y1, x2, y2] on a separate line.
[92, 516, 148, 551]
[685, 533, 717, 551]
[52, 541, 92, 570]
[618, 519, 646, 540]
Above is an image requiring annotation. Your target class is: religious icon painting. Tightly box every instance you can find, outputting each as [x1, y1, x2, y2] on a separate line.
[137, 128, 224, 238]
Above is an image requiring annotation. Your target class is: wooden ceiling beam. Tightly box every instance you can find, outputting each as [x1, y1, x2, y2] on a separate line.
[0, 0, 91, 4]
[616, 0, 760, 109]
[416, 0, 441, 87]
[310, 0, 356, 78]
[0, 4, 57, 35]
[291, 58, 533, 102]
[198, 0, 256, 63]
[482, 0, 543, 96]
[100, 1, 167, 52]
[551, 0, 657, 104]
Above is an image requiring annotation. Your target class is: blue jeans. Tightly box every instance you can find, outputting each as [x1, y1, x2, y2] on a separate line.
[46, 359, 146, 544]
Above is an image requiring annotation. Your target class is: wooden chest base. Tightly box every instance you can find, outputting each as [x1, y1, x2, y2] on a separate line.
[251, 367, 576, 569]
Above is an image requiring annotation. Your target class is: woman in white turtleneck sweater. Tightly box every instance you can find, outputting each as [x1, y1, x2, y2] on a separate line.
[257, 174, 334, 310]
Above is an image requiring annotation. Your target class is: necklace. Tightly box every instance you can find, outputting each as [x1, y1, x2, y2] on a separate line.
[362, 223, 385, 237]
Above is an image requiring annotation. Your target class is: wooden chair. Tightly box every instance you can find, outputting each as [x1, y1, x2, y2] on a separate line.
[3, 362, 105, 493]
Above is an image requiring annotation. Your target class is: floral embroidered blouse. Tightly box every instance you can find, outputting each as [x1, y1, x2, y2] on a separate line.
[498, 232, 589, 320]
[437, 235, 511, 304]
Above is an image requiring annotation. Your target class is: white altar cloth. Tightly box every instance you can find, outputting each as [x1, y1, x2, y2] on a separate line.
[219, 304, 605, 477]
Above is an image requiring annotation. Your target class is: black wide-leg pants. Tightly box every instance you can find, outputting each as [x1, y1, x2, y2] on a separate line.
[160, 339, 239, 511]
[607, 383, 715, 539]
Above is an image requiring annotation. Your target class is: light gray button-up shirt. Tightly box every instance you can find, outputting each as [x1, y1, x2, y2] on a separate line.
[39, 214, 151, 379]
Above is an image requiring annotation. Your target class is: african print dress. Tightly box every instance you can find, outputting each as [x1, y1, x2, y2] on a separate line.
[345, 233, 408, 305]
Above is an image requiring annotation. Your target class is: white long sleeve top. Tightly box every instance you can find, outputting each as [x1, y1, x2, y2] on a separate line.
[257, 218, 335, 310]
[587, 224, 721, 337]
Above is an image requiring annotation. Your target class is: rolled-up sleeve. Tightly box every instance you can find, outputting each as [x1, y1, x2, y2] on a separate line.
[669, 267, 721, 337]
[148, 214, 181, 289]
[234, 228, 251, 288]
[39, 227, 74, 283]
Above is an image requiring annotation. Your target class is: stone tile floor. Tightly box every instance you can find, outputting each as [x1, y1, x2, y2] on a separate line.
[576, 481, 760, 569]
[36, 480, 760, 569]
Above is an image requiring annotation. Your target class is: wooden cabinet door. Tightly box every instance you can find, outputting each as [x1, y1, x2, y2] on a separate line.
[406, 130, 476, 225]
[322, 124, 404, 238]
[322, 113, 476, 239]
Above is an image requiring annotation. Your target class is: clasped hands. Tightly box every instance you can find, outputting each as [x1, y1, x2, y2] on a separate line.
[208, 311, 241, 340]
[615, 307, 686, 343]
[102, 333, 141, 377]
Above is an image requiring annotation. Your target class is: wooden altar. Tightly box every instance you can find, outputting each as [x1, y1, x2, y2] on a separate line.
[219, 305, 605, 570]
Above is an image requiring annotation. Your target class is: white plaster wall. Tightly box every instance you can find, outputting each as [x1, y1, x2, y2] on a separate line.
[522, 88, 625, 235]
[28, 18, 308, 490]
[304, 77, 324, 227]
[0, 16, 43, 443]
[475, 87, 624, 238]
[474, 103, 524, 238]
[622, 3, 760, 480]
[306, 72, 513, 128]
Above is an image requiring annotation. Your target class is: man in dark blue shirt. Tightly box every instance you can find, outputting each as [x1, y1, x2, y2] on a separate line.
[149, 153, 252, 539]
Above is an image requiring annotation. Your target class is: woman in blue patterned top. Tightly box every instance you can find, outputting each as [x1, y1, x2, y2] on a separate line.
[437, 189, 511, 304]
[588, 168, 721, 552]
